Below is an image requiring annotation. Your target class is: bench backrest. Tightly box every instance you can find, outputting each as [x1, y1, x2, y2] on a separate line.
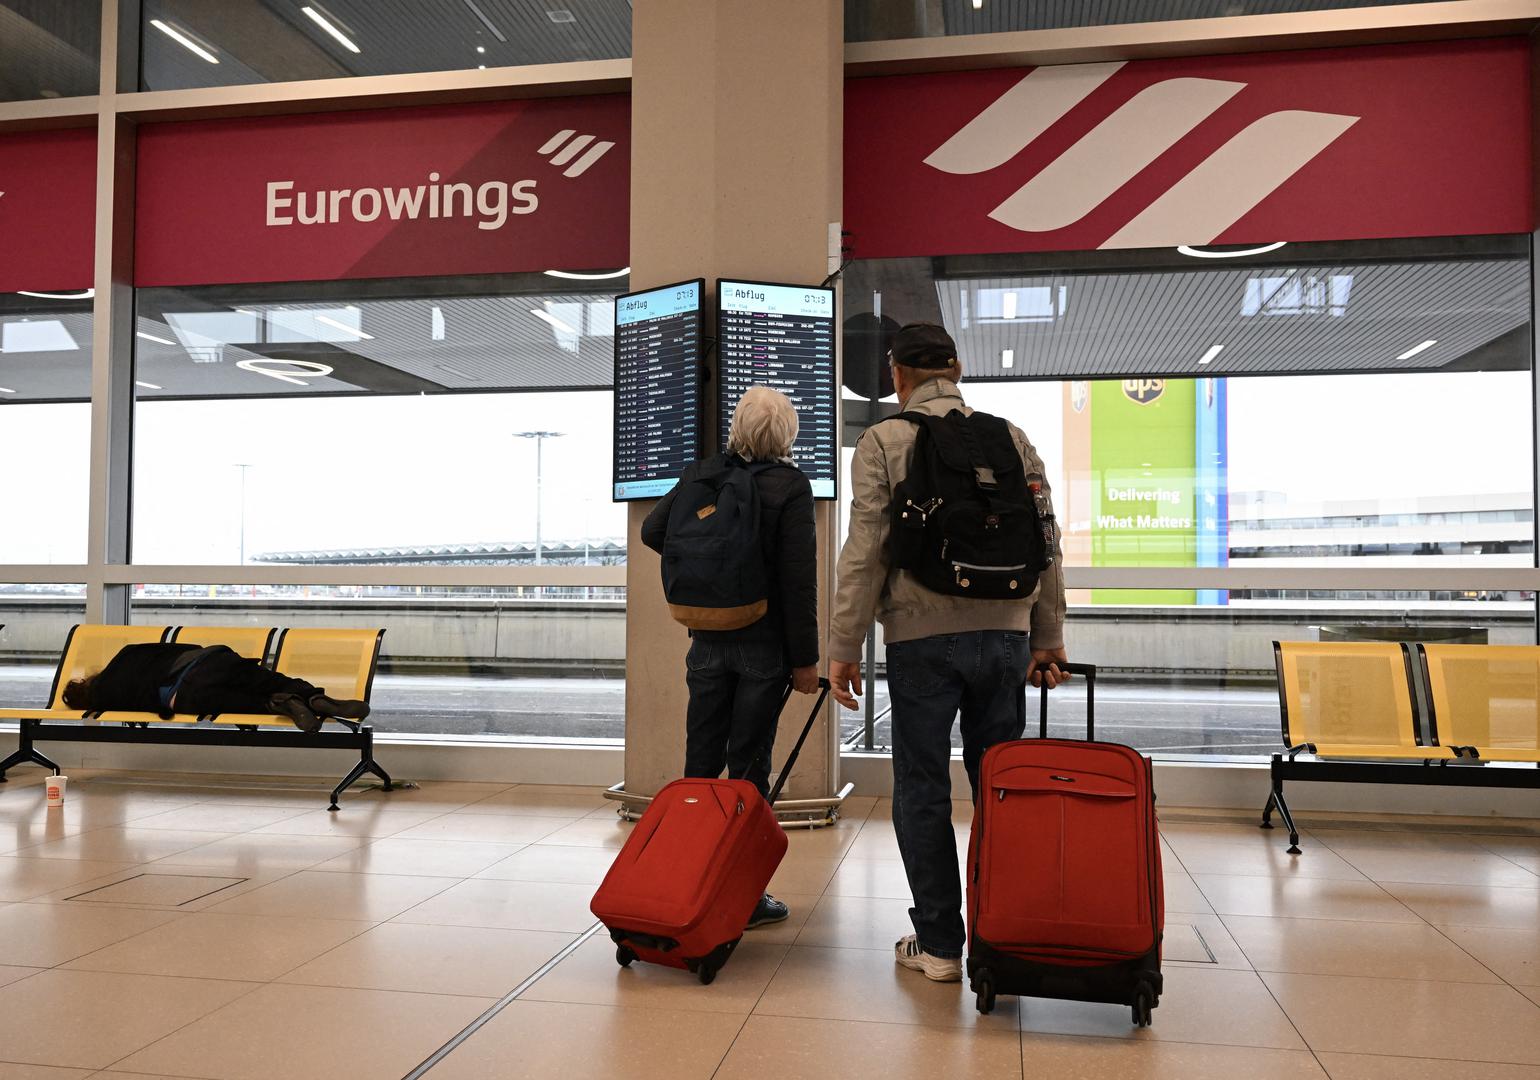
[169, 626, 277, 662]
[50, 624, 173, 708]
[272, 628, 385, 702]
[1418, 644, 1540, 753]
[1273, 641, 1422, 749]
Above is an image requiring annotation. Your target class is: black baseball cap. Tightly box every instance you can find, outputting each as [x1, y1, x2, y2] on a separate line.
[888, 322, 958, 370]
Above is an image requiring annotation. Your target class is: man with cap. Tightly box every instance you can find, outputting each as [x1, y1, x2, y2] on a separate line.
[828, 322, 1068, 983]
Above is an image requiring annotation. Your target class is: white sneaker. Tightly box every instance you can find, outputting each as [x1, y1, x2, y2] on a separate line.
[894, 934, 963, 982]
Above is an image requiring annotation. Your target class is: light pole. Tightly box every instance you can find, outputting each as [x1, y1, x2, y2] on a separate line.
[233, 463, 254, 565]
[512, 431, 565, 566]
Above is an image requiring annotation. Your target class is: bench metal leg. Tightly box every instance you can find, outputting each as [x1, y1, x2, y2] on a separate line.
[1268, 773, 1302, 855]
[328, 726, 393, 811]
[0, 721, 62, 782]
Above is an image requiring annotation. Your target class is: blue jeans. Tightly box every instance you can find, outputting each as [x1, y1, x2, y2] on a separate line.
[684, 637, 788, 800]
[887, 629, 1031, 958]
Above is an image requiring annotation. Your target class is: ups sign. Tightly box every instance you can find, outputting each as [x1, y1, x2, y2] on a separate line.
[1123, 378, 1166, 406]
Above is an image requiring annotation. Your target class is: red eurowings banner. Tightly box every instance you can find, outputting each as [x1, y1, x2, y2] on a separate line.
[135, 95, 630, 287]
[0, 129, 96, 293]
[844, 39, 1531, 259]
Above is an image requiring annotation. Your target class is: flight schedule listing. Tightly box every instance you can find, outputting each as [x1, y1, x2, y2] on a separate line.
[613, 280, 703, 500]
[718, 281, 837, 499]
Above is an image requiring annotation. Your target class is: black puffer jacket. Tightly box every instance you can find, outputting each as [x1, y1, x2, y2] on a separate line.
[641, 453, 819, 670]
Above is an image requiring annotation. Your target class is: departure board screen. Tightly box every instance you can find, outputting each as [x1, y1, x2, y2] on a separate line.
[613, 278, 704, 501]
[717, 280, 837, 499]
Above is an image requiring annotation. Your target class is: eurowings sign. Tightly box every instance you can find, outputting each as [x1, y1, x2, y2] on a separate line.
[845, 39, 1530, 258]
[136, 97, 628, 287]
[0, 129, 96, 294]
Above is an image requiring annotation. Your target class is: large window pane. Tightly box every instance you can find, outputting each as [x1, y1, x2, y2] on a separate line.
[0, 1, 99, 101]
[847, 0, 1444, 42]
[0, 293, 92, 564]
[0, 584, 86, 709]
[128, 586, 624, 741]
[139, 0, 631, 91]
[132, 275, 626, 566]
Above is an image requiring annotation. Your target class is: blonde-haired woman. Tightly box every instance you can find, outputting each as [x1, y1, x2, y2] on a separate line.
[642, 385, 819, 930]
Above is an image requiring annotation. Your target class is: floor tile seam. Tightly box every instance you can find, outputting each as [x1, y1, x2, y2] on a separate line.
[401, 920, 605, 1080]
[10, 860, 314, 909]
[1191, 873, 1432, 926]
[1241, 958, 1328, 1065]
[1421, 921, 1530, 991]
[746, 1005, 1020, 1037]
[95, 975, 270, 1076]
[707, 930, 806, 1079]
[1201, 909, 1435, 927]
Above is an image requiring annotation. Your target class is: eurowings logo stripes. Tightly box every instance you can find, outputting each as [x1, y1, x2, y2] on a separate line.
[923, 62, 1359, 249]
[538, 129, 616, 178]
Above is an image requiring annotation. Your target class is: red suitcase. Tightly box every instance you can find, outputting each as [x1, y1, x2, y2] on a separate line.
[591, 680, 829, 985]
[967, 663, 1164, 1025]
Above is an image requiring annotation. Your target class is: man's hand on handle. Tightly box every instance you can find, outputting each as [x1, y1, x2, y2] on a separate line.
[829, 659, 863, 710]
[791, 665, 821, 695]
[1028, 646, 1071, 689]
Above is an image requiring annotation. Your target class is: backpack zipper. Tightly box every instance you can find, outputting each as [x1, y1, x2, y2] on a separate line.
[952, 559, 1030, 573]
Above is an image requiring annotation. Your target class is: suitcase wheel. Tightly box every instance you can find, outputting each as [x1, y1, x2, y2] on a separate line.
[1131, 982, 1156, 1028]
[697, 962, 718, 986]
[615, 945, 636, 968]
[971, 970, 996, 1015]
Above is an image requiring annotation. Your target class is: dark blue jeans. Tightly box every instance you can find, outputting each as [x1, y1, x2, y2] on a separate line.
[684, 637, 788, 800]
[887, 629, 1031, 958]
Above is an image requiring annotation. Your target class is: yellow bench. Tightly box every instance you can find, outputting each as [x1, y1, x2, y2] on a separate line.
[1267, 640, 1539, 855]
[0, 625, 391, 811]
[1418, 644, 1540, 765]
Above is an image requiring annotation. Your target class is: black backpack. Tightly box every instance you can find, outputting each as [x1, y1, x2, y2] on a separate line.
[661, 454, 783, 630]
[888, 409, 1052, 600]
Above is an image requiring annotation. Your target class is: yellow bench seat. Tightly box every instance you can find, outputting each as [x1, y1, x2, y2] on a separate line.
[1307, 742, 1458, 761]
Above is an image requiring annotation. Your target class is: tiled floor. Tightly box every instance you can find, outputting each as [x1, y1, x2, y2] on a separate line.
[0, 771, 1537, 1079]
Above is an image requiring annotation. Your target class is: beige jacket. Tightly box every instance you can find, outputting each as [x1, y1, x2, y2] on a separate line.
[829, 379, 1066, 662]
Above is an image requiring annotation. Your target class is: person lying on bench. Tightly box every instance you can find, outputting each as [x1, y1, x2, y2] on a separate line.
[60, 643, 369, 733]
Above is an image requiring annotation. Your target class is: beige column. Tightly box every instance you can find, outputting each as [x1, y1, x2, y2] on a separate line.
[618, 0, 845, 814]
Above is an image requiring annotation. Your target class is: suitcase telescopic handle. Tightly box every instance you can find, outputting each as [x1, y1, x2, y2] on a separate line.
[1039, 662, 1096, 740]
[767, 678, 831, 806]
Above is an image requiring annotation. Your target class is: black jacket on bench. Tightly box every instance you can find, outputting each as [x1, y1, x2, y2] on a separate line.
[80, 643, 319, 718]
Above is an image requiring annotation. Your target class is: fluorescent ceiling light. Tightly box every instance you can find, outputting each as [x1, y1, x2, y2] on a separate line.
[1001, 348, 1014, 369]
[150, 19, 219, 63]
[2, 320, 77, 353]
[543, 267, 630, 280]
[531, 308, 579, 335]
[313, 313, 373, 339]
[1002, 292, 1018, 320]
[17, 288, 93, 300]
[236, 358, 334, 386]
[0, 386, 14, 394]
[476, 45, 486, 53]
[972, 0, 984, 8]
[136, 331, 176, 346]
[1396, 339, 1437, 361]
[1178, 242, 1287, 259]
[1197, 344, 1224, 365]
[302, 6, 361, 53]
[431, 306, 446, 341]
[135, 381, 163, 390]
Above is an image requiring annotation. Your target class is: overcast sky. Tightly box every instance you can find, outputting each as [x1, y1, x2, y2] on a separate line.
[0, 369, 1532, 565]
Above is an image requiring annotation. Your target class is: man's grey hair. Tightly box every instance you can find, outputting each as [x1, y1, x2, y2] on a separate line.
[727, 385, 799, 462]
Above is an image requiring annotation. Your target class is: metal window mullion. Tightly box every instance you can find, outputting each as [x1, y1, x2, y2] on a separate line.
[85, 0, 135, 624]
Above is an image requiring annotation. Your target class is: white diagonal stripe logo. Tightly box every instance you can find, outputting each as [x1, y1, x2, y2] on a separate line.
[1101, 110, 1359, 248]
[989, 77, 1245, 233]
[925, 62, 1125, 175]
[538, 129, 615, 178]
[924, 64, 1361, 247]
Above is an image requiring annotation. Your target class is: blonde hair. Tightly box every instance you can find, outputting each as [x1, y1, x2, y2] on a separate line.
[727, 386, 799, 462]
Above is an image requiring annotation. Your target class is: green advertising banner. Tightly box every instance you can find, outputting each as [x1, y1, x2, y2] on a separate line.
[1090, 379, 1197, 605]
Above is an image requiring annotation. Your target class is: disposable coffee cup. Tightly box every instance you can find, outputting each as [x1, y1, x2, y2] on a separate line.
[45, 774, 67, 807]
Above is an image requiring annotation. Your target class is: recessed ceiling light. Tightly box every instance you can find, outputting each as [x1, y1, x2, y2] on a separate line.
[1001, 348, 1014, 369]
[17, 288, 93, 299]
[546, 9, 577, 23]
[1197, 344, 1224, 365]
[1177, 242, 1287, 259]
[1002, 292, 1018, 320]
[150, 19, 219, 63]
[543, 267, 630, 280]
[1396, 340, 1437, 361]
[476, 45, 486, 53]
[302, 5, 361, 53]
[314, 314, 373, 339]
[531, 308, 578, 335]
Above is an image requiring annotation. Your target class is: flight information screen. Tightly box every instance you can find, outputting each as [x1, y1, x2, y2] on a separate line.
[717, 279, 837, 499]
[613, 278, 704, 501]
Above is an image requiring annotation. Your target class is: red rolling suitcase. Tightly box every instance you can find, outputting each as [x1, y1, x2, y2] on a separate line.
[966, 663, 1164, 1025]
[591, 679, 829, 985]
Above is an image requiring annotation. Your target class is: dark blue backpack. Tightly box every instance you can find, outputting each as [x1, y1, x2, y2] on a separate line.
[661, 454, 782, 630]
